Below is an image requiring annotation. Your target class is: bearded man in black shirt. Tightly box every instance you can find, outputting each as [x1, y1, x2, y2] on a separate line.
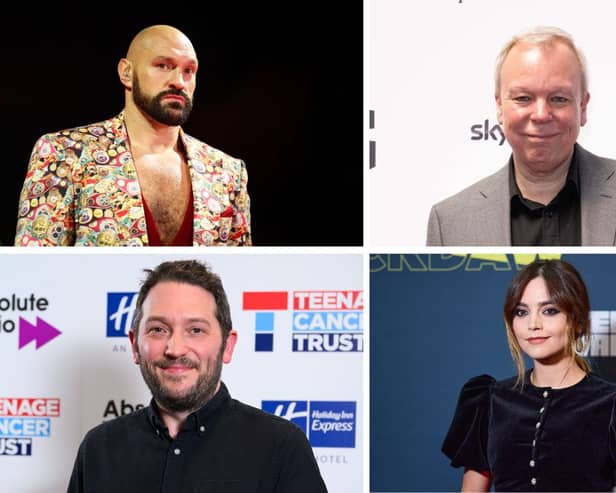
[67, 259, 328, 493]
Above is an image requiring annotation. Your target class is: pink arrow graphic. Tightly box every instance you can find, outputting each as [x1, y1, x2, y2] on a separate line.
[18, 317, 62, 349]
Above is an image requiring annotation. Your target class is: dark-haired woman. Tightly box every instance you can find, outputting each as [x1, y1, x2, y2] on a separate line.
[442, 259, 616, 492]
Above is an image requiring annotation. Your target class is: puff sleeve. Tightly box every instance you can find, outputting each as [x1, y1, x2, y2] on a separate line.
[441, 374, 495, 471]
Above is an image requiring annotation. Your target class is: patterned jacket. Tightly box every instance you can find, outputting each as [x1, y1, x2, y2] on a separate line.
[15, 112, 251, 246]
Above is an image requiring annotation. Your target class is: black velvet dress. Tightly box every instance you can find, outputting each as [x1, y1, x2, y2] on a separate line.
[442, 371, 616, 492]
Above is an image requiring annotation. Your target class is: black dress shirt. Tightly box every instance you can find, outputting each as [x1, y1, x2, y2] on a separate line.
[509, 149, 581, 246]
[67, 382, 328, 493]
[442, 372, 616, 492]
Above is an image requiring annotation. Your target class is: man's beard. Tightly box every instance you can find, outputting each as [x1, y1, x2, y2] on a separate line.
[138, 344, 224, 414]
[132, 73, 193, 126]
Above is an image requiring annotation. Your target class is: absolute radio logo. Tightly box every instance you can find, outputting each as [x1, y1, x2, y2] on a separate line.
[102, 398, 146, 422]
[0, 294, 61, 350]
[0, 398, 60, 456]
[262, 400, 356, 448]
[242, 290, 363, 352]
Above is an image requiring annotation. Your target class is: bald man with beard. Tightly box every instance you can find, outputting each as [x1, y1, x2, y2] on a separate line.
[15, 25, 251, 247]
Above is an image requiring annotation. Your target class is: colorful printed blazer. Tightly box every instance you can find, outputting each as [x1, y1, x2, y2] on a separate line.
[15, 112, 251, 246]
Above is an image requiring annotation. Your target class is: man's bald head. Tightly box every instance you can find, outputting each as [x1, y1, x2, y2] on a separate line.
[126, 25, 196, 63]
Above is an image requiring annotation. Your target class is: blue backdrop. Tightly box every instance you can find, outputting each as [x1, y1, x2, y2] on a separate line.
[370, 253, 616, 492]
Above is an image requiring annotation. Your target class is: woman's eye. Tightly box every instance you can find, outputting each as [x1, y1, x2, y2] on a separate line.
[544, 307, 561, 316]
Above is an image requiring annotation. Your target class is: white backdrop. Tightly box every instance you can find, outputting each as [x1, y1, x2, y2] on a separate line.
[368, 0, 616, 246]
[0, 252, 363, 493]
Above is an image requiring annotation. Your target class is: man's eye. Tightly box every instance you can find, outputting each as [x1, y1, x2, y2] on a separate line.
[551, 96, 569, 104]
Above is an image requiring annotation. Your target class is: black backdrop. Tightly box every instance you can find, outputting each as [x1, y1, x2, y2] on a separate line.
[2, 5, 363, 246]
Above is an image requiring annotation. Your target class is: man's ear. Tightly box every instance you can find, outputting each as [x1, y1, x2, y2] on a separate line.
[128, 329, 139, 364]
[118, 59, 132, 87]
[495, 93, 504, 125]
[580, 91, 590, 127]
[222, 330, 238, 364]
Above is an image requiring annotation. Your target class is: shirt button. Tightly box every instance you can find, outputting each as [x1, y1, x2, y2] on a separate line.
[199, 425, 206, 432]
[543, 391, 549, 398]
[530, 460, 535, 467]
[539, 407, 544, 413]
[531, 478, 537, 486]
[174, 448, 181, 456]
[532, 439, 536, 447]
[535, 422, 541, 429]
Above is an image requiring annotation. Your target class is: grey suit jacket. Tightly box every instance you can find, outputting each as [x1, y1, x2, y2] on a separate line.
[426, 144, 616, 246]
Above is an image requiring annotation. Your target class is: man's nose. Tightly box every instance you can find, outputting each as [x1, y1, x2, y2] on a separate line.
[168, 69, 186, 89]
[530, 99, 552, 122]
[165, 331, 188, 357]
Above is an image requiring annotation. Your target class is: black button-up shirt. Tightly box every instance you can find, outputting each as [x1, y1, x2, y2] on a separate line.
[509, 148, 581, 246]
[67, 382, 328, 493]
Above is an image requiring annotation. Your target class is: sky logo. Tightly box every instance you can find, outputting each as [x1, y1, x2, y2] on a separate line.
[106, 293, 137, 338]
[262, 400, 356, 448]
[242, 292, 288, 351]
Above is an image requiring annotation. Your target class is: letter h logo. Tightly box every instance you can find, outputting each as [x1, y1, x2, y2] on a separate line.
[106, 292, 138, 338]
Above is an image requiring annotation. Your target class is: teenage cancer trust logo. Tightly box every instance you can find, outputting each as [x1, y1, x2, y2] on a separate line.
[242, 291, 287, 351]
[243, 290, 363, 352]
[0, 398, 60, 456]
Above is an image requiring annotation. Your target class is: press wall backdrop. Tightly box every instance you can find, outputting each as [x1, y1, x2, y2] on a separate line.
[370, 253, 616, 492]
[0, 252, 363, 493]
[368, 0, 616, 246]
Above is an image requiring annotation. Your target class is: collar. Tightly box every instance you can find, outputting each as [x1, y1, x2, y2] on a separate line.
[146, 381, 231, 438]
[113, 110, 223, 177]
[523, 368, 590, 393]
[509, 144, 580, 202]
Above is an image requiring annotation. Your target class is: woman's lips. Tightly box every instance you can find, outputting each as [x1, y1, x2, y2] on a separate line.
[527, 337, 549, 344]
